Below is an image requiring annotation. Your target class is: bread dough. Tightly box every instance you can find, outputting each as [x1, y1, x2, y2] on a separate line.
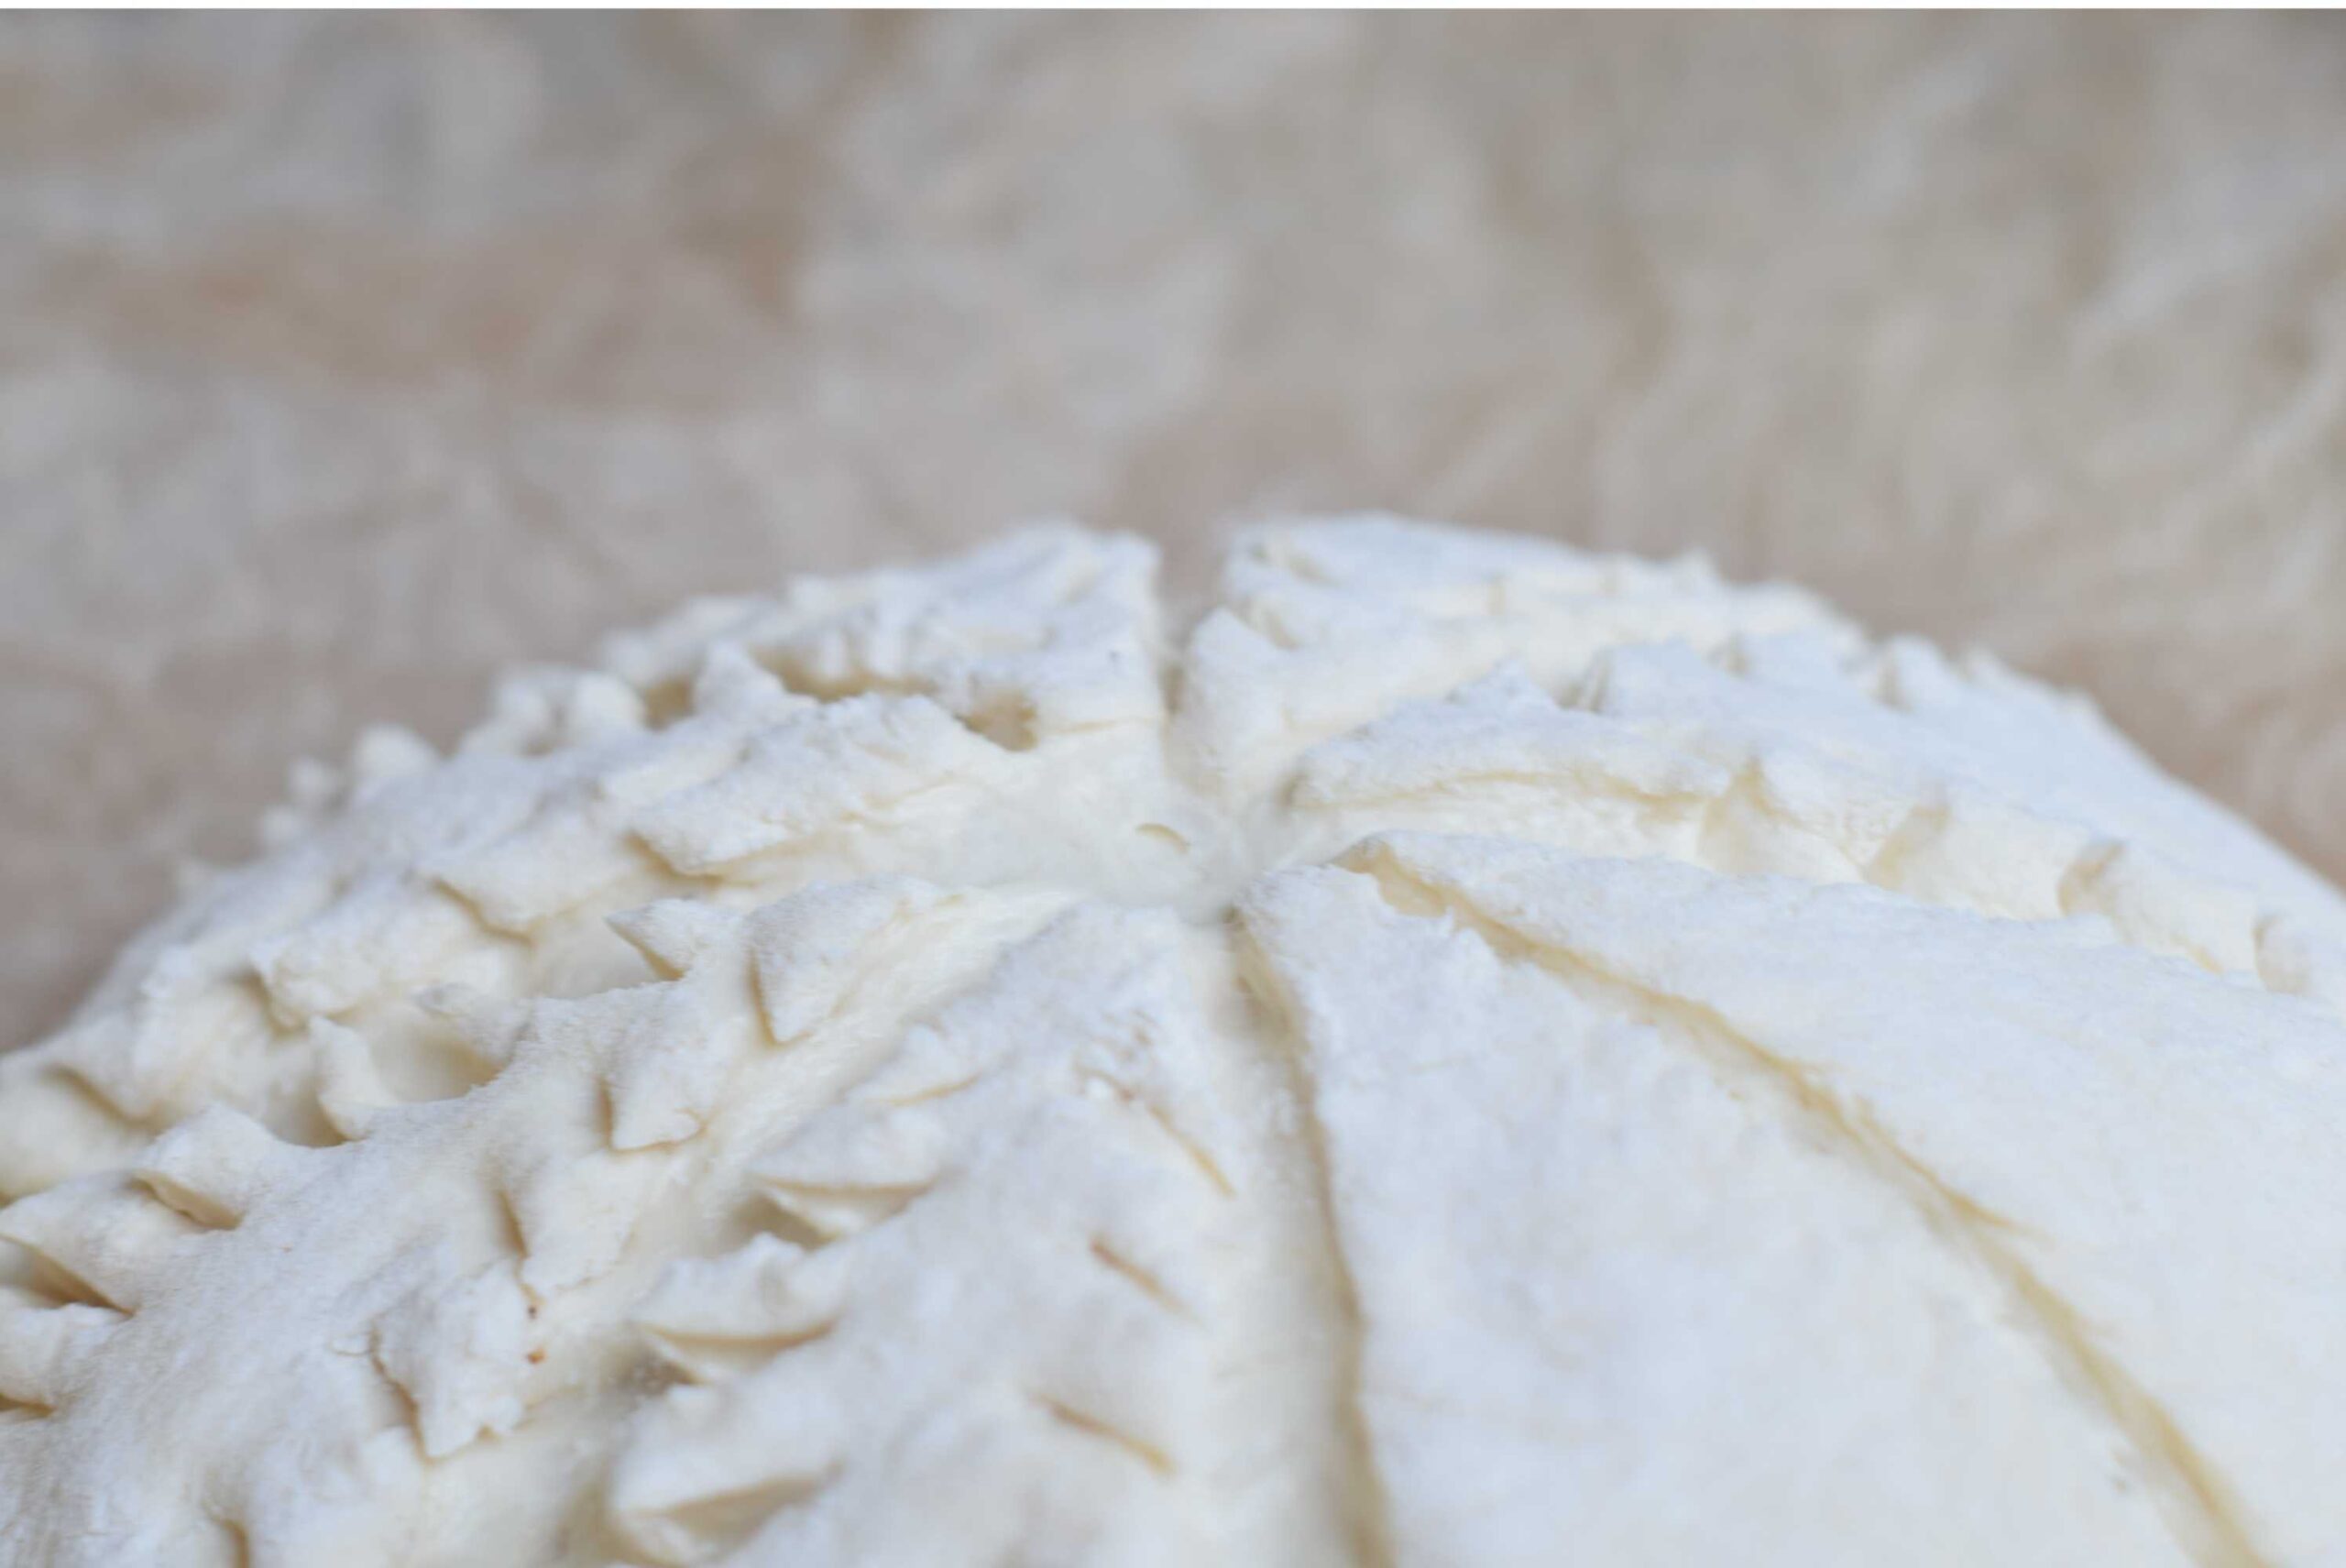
[4, 518, 2341, 1566]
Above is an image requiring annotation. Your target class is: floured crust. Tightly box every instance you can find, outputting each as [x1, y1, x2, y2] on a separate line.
[2, 517, 2341, 1566]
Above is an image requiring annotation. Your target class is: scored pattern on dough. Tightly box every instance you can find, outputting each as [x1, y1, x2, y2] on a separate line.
[1291, 653, 2337, 1001]
[1336, 842, 2258, 1568]
[1235, 863, 2209, 1566]
[8, 520, 2338, 1203]
[605, 907, 1282, 1567]
[0, 877, 1053, 1566]
[1228, 937, 1399, 1568]
[3, 519, 2343, 1566]
[1323, 830, 2346, 1568]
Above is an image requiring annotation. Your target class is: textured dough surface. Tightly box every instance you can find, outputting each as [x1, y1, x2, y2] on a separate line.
[3, 519, 2345, 1567]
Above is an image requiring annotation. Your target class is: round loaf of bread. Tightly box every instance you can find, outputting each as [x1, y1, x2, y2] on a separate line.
[3, 519, 2341, 1566]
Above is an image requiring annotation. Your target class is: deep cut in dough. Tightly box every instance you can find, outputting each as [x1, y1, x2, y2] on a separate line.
[3, 518, 2342, 1567]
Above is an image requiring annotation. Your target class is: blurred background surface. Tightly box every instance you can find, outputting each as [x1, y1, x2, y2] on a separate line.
[4, 12, 2344, 1049]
